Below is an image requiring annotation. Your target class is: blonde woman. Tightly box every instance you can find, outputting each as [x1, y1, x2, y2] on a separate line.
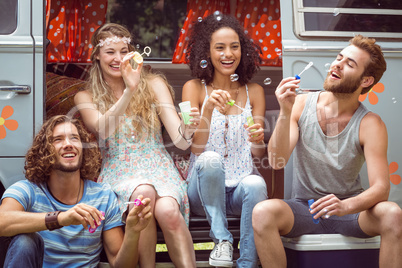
[74, 23, 198, 267]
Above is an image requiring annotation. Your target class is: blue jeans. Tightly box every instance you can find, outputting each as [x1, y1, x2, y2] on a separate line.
[188, 151, 268, 268]
[4, 233, 44, 268]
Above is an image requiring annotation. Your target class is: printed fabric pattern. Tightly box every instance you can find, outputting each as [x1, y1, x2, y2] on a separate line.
[187, 84, 257, 187]
[97, 114, 189, 225]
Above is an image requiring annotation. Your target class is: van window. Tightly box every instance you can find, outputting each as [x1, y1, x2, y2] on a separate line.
[0, 0, 18, 34]
[107, 0, 188, 59]
[293, 0, 402, 39]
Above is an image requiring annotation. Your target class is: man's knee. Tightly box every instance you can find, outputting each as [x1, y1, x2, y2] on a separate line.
[381, 202, 402, 235]
[252, 200, 293, 233]
[11, 233, 44, 254]
[364, 201, 402, 237]
[252, 200, 278, 228]
[5, 233, 44, 267]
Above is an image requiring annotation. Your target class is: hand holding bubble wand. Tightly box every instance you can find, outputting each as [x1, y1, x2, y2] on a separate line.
[125, 199, 145, 206]
[124, 46, 152, 64]
[88, 211, 105, 233]
[227, 99, 245, 111]
[308, 199, 320, 224]
[227, 100, 257, 137]
[293, 62, 321, 94]
[308, 199, 330, 225]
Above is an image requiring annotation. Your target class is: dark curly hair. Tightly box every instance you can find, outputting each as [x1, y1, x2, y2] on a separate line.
[24, 115, 101, 184]
[186, 13, 262, 86]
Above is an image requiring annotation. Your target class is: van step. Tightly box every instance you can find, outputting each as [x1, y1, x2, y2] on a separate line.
[99, 261, 231, 267]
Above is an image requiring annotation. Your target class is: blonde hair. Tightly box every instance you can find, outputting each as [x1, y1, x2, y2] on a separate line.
[88, 23, 174, 133]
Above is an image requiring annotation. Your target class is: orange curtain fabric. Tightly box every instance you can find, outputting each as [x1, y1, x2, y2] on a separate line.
[235, 0, 281, 66]
[46, 0, 107, 63]
[172, 0, 282, 66]
[172, 0, 231, 64]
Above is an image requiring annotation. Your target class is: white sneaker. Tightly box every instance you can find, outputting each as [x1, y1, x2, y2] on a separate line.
[209, 241, 233, 267]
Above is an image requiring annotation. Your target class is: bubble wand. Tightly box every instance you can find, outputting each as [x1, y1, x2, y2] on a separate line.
[124, 199, 144, 206]
[227, 101, 257, 136]
[293, 62, 321, 94]
[295, 61, 313, 80]
[130, 46, 152, 64]
[88, 211, 105, 233]
[227, 100, 245, 111]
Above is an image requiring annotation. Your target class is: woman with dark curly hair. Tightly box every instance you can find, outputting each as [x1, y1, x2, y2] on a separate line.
[0, 115, 152, 267]
[182, 13, 268, 267]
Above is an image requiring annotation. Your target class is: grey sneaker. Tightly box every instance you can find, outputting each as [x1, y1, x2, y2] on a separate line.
[209, 241, 233, 267]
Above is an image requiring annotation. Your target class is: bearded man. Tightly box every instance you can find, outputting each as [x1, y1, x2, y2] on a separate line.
[253, 35, 402, 268]
[0, 115, 152, 267]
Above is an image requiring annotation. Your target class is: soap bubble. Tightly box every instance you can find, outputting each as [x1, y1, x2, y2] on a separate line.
[198, 17, 202, 22]
[214, 11, 222, 21]
[325, 63, 331, 72]
[392, 97, 397, 104]
[333, 8, 340, 16]
[220, 52, 225, 59]
[263, 78, 272, 85]
[200, 60, 208, 68]
[230, 74, 239, 82]
[201, 79, 205, 85]
[302, 43, 308, 50]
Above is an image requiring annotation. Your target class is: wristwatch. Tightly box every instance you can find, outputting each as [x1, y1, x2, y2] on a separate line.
[45, 211, 62, 231]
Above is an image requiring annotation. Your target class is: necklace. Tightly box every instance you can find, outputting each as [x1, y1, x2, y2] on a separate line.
[211, 83, 240, 95]
[76, 179, 82, 204]
[47, 179, 82, 205]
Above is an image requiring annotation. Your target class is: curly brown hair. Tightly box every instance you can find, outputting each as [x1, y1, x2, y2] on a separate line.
[186, 13, 262, 86]
[24, 115, 101, 184]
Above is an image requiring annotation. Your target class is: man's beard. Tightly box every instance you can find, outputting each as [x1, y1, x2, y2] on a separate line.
[323, 72, 363, 95]
[53, 155, 83, 173]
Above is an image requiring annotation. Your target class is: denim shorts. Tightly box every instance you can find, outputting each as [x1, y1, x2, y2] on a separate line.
[283, 199, 372, 238]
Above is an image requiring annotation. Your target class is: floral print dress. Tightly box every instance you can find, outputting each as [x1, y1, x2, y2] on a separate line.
[97, 115, 189, 225]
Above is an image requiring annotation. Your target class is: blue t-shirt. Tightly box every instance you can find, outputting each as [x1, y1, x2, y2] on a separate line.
[1, 179, 124, 268]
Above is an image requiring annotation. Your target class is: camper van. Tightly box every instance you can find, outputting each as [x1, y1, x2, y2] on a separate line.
[0, 0, 401, 265]
[1, 0, 400, 203]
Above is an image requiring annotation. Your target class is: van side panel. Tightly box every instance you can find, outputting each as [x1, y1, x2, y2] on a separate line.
[280, 0, 402, 207]
[0, 0, 44, 189]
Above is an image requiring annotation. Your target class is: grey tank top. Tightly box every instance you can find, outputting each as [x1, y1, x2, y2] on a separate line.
[292, 92, 370, 200]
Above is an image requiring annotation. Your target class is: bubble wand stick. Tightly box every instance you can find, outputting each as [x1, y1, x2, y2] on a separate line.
[295, 62, 313, 80]
[227, 100, 245, 111]
[227, 101, 257, 136]
[130, 46, 152, 64]
[293, 62, 321, 94]
[124, 199, 144, 206]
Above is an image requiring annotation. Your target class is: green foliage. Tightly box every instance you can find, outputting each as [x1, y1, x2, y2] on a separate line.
[108, 0, 187, 59]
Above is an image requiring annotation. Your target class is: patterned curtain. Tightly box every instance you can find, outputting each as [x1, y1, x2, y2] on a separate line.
[172, 0, 282, 66]
[46, 0, 107, 63]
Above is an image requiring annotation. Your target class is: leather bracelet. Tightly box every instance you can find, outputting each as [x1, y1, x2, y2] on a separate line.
[45, 211, 62, 231]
